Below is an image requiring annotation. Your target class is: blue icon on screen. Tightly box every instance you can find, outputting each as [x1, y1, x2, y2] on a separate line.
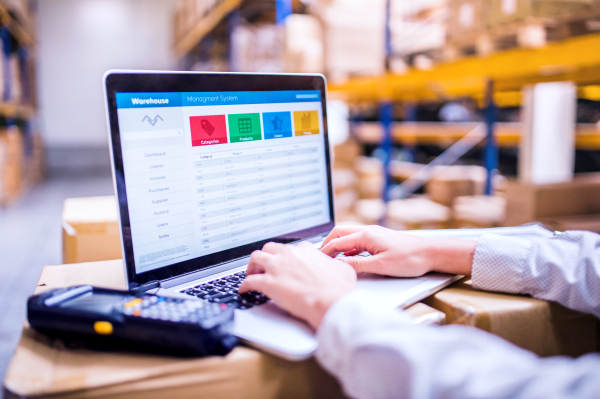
[262, 111, 292, 140]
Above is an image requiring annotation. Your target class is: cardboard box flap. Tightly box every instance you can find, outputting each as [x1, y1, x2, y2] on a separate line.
[35, 260, 126, 295]
[62, 196, 119, 225]
[5, 327, 261, 398]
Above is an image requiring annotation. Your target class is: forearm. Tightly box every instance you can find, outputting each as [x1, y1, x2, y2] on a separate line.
[471, 231, 600, 318]
[316, 290, 600, 399]
[427, 238, 477, 276]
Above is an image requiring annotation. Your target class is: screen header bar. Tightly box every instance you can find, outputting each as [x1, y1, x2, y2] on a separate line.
[116, 90, 321, 109]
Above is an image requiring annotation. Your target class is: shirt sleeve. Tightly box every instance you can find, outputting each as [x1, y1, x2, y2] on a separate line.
[472, 230, 600, 318]
[316, 289, 600, 399]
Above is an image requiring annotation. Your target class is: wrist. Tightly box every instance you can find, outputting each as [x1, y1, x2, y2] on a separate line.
[428, 238, 476, 276]
[306, 291, 347, 330]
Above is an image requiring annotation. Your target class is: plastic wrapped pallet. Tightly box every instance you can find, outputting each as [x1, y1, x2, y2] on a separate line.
[284, 14, 324, 74]
[387, 197, 451, 230]
[62, 196, 122, 264]
[452, 195, 507, 228]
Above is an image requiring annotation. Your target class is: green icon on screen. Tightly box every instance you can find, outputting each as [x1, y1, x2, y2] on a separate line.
[238, 118, 253, 134]
[228, 113, 262, 143]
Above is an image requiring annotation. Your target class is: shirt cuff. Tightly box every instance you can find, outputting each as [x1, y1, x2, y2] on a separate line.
[315, 289, 413, 375]
[471, 233, 532, 294]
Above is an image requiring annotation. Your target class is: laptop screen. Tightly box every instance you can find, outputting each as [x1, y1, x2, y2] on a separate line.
[114, 90, 332, 274]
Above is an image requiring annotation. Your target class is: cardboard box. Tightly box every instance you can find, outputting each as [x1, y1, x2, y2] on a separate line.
[424, 278, 599, 357]
[0, 127, 24, 203]
[332, 168, 356, 194]
[354, 198, 386, 224]
[447, 0, 490, 42]
[3, 260, 443, 398]
[539, 213, 600, 233]
[504, 174, 600, 226]
[62, 196, 123, 264]
[387, 197, 451, 230]
[425, 165, 486, 207]
[488, 0, 593, 27]
[332, 140, 362, 169]
[453, 195, 507, 228]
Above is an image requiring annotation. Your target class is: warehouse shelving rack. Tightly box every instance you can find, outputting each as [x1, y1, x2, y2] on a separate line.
[173, 0, 295, 69]
[329, 22, 600, 202]
[0, 0, 39, 206]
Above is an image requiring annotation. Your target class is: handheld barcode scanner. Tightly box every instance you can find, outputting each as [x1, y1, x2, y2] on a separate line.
[28, 285, 238, 356]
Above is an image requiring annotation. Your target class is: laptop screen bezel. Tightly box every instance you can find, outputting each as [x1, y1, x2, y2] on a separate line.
[104, 71, 336, 289]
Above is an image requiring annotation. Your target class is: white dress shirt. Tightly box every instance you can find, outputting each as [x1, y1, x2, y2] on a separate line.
[315, 231, 600, 399]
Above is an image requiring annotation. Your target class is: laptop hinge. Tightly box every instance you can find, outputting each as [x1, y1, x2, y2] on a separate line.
[129, 280, 161, 293]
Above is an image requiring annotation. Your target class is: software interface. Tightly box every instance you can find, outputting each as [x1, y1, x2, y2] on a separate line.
[115, 91, 331, 273]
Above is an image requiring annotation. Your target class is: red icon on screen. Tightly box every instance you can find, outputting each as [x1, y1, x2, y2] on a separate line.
[190, 115, 228, 146]
[201, 119, 215, 136]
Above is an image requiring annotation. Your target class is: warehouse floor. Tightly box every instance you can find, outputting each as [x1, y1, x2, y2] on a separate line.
[0, 174, 114, 383]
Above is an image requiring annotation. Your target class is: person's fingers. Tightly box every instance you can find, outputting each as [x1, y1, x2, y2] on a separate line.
[321, 226, 366, 248]
[262, 242, 285, 254]
[338, 255, 373, 274]
[238, 274, 268, 294]
[343, 249, 362, 257]
[321, 232, 369, 257]
[246, 250, 276, 275]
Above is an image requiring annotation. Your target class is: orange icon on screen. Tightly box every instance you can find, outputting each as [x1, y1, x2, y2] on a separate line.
[293, 110, 320, 136]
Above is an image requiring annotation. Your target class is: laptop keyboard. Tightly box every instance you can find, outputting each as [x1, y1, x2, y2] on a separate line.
[180, 252, 372, 309]
[180, 271, 269, 310]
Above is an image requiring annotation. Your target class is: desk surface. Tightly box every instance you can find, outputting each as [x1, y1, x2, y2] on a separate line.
[4, 260, 346, 399]
[5, 259, 597, 398]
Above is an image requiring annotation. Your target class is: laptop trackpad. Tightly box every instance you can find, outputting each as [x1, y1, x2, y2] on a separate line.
[233, 303, 318, 361]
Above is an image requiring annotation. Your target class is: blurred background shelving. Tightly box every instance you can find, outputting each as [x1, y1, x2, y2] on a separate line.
[0, 0, 41, 207]
[168, 0, 600, 233]
[3, 0, 600, 233]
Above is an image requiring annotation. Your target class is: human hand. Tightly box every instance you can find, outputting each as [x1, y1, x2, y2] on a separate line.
[238, 242, 357, 329]
[320, 225, 476, 277]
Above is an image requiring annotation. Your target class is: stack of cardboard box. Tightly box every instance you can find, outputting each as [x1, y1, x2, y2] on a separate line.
[332, 168, 358, 222]
[387, 197, 451, 230]
[425, 165, 487, 207]
[173, 0, 221, 46]
[0, 127, 24, 204]
[354, 156, 384, 200]
[23, 133, 45, 185]
[504, 173, 600, 232]
[445, 0, 600, 57]
[62, 196, 122, 264]
[453, 195, 507, 228]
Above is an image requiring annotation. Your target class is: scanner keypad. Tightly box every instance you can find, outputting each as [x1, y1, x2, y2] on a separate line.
[123, 295, 230, 322]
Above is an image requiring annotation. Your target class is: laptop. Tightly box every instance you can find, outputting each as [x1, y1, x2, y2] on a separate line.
[103, 70, 460, 360]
